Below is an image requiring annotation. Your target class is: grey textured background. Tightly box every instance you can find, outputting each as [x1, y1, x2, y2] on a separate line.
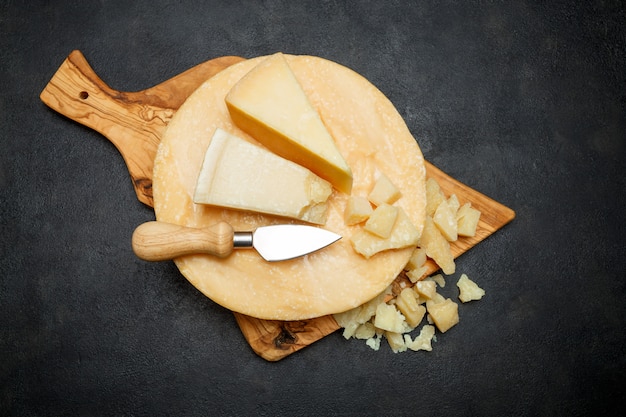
[1, 1, 625, 416]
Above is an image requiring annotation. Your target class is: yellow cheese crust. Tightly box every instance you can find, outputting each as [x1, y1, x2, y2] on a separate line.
[153, 54, 426, 320]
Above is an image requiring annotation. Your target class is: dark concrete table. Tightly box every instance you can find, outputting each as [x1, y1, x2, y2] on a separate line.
[1, 1, 624, 415]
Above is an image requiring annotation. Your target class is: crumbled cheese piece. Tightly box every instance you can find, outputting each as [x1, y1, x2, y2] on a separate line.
[406, 325, 436, 351]
[368, 173, 401, 206]
[457, 274, 486, 302]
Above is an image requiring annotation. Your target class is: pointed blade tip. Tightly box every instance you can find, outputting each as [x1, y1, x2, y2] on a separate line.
[254, 224, 341, 262]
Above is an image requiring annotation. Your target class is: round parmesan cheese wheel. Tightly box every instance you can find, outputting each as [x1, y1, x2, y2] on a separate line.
[153, 54, 426, 320]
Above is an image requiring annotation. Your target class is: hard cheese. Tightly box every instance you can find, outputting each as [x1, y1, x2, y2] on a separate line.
[194, 128, 332, 224]
[225, 52, 353, 194]
[153, 54, 426, 321]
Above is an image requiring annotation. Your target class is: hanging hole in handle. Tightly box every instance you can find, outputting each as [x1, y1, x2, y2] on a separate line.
[79, 91, 89, 100]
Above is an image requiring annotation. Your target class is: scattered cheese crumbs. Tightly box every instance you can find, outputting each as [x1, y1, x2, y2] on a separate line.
[334, 176, 486, 353]
[457, 274, 486, 302]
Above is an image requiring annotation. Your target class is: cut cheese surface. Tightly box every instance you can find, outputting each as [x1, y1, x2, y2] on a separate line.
[350, 206, 421, 258]
[153, 54, 426, 321]
[193, 128, 332, 224]
[225, 52, 353, 194]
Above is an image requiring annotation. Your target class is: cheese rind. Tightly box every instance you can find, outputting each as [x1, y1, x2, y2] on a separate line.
[153, 55, 427, 320]
[225, 52, 353, 193]
[193, 128, 332, 224]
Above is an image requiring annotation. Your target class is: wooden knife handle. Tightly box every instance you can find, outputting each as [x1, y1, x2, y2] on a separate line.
[132, 221, 235, 261]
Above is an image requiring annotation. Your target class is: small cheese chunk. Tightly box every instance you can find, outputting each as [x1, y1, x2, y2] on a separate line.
[395, 288, 426, 328]
[406, 266, 428, 283]
[355, 290, 389, 324]
[426, 298, 459, 333]
[433, 199, 458, 241]
[354, 322, 377, 340]
[457, 274, 486, 302]
[457, 203, 481, 237]
[364, 203, 399, 239]
[385, 331, 407, 353]
[333, 307, 361, 339]
[366, 334, 382, 351]
[344, 196, 373, 225]
[350, 207, 421, 258]
[447, 194, 460, 213]
[415, 280, 437, 300]
[404, 248, 427, 271]
[425, 178, 446, 217]
[193, 128, 332, 224]
[373, 302, 407, 333]
[418, 216, 455, 275]
[368, 173, 402, 206]
[429, 274, 446, 288]
[406, 325, 436, 351]
[225, 52, 353, 193]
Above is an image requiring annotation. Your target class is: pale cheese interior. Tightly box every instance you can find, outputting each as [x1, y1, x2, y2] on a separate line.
[193, 128, 332, 224]
[153, 55, 426, 321]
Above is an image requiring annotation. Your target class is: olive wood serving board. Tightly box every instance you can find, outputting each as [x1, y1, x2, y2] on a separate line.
[41, 51, 515, 361]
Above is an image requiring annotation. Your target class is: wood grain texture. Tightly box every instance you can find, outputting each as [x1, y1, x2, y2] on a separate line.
[132, 221, 235, 261]
[41, 51, 515, 362]
[40, 50, 244, 206]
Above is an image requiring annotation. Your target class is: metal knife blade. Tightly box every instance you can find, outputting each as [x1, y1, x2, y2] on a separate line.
[240, 224, 341, 262]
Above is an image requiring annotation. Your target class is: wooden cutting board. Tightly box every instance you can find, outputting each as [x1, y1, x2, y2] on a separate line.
[40, 51, 515, 361]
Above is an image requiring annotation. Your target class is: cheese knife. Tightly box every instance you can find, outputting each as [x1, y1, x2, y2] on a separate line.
[132, 221, 341, 262]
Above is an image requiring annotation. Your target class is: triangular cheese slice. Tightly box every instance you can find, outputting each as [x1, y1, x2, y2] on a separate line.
[193, 128, 332, 225]
[225, 52, 353, 193]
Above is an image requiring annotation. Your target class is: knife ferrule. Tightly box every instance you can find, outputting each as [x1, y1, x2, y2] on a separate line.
[233, 231, 253, 249]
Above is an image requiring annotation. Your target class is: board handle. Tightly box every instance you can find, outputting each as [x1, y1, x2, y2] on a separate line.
[132, 221, 235, 261]
[40, 50, 169, 206]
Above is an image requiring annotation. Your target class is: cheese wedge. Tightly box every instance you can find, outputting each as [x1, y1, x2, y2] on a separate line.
[193, 128, 332, 224]
[153, 54, 426, 320]
[225, 52, 353, 194]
